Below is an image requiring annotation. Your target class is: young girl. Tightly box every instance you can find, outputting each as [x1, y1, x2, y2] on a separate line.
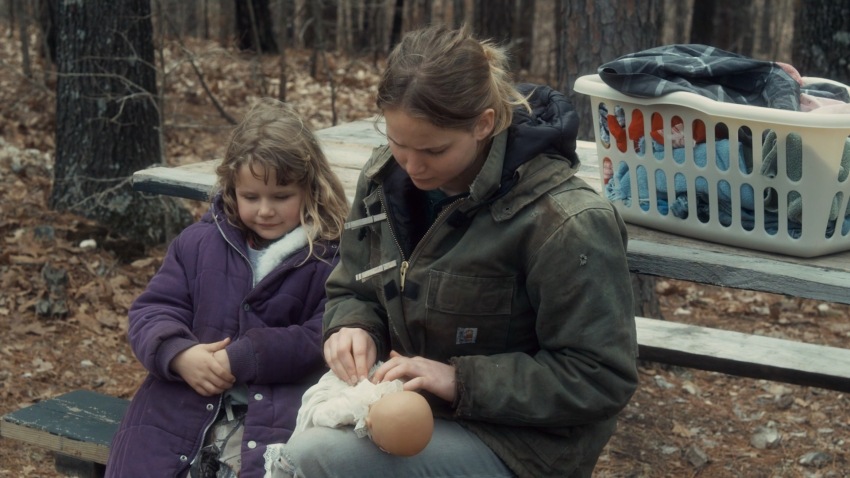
[105, 98, 350, 478]
[281, 24, 638, 478]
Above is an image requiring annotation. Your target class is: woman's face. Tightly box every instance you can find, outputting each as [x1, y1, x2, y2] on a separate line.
[383, 108, 494, 195]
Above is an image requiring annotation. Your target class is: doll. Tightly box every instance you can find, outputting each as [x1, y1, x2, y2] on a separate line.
[291, 365, 434, 456]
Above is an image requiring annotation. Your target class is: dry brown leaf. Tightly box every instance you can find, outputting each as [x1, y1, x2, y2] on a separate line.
[75, 313, 104, 333]
[671, 420, 693, 438]
[9, 255, 44, 265]
[130, 257, 156, 268]
[95, 309, 121, 329]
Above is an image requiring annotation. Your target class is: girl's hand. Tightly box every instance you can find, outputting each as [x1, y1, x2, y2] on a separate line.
[324, 327, 377, 385]
[171, 338, 236, 396]
[372, 350, 457, 403]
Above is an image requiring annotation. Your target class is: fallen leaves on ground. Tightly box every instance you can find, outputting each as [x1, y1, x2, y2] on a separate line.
[2, 26, 849, 478]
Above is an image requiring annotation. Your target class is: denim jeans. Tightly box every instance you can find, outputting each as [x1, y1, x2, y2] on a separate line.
[274, 418, 516, 478]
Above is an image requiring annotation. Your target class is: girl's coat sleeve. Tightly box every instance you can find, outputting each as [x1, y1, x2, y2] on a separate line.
[128, 232, 198, 382]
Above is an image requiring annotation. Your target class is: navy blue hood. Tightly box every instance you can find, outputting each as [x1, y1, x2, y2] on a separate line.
[497, 83, 580, 199]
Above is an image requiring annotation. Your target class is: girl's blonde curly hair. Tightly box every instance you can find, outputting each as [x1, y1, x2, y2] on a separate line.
[215, 98, 349, 257]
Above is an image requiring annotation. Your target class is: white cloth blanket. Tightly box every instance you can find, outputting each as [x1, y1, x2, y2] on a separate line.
[263, 365, 403, 478]
[292, 364, 403, 439]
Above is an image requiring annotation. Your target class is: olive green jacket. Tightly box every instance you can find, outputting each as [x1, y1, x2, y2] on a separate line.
[324, 91, 638, 477]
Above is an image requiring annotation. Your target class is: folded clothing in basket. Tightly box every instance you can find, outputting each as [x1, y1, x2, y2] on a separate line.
[596, 44, 850, 238]
[597, 44, 850, 112]
[604, 135, 850, 238]
[761, 130, 850, 224]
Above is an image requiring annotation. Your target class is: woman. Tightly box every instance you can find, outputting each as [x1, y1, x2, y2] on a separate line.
[281, 25, 639, 478]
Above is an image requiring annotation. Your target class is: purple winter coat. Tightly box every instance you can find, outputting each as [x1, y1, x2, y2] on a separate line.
[105, 196, 336, 478]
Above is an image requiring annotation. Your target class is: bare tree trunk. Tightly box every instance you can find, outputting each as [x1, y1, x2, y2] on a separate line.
[389, 0, 404, 47]
[7, 0, 15, 39]
[37, 0, 58, 64]
[690, 0, 716, 46]
[792, 0, 850, 84]
[402, 0, 431, 33]
[236, 0, 279, 53]
[219, 0, 233, 46]
[16, 0, 31, 78]
[293, 0, 306, 48]
[472, 0, 512, 44]
[308, 0, 337, 125]
[203, 0, 210, 39]
[556, 0, 664, 319]
[748, 0, 795, 61]
[529, 0, 555, 84]
[52, 0, 191, 252]
[278, 0, 288, 101]
[557, 0, 663, 141]
[661, 0, 693, 45]
[336, 0, 353, 53]
[690, 0, 755, 56]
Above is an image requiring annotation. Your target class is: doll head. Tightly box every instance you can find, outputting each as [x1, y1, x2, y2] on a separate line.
[365, 391, 434, 456]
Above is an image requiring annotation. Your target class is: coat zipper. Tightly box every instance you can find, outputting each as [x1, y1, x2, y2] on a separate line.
[380, 191, 466, 292]
[189, 394, 224, 467]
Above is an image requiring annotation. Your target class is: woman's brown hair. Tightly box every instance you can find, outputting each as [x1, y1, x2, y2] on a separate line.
[376, 24, 530, 135]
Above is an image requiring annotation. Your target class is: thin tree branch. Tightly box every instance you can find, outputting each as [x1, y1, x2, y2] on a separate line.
[162, 8, 237, 125]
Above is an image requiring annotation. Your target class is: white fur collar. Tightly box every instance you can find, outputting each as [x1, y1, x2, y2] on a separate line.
[253, 226, 309, 282]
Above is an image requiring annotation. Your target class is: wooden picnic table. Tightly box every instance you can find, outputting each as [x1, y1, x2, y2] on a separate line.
[132, 116, 850, 307]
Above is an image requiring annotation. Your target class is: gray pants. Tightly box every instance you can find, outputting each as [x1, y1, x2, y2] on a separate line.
[277, 418, 516, 478]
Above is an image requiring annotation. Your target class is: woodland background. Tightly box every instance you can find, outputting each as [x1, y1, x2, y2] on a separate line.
[1, 0, 850, 476]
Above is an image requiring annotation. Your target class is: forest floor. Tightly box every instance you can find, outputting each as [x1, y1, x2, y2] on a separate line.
[1, 29, 850, 478]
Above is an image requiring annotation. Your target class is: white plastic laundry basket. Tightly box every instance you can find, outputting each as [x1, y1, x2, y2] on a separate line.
[574, 74, 850, 258]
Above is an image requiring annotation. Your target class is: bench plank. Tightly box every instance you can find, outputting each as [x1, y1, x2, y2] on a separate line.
[636, 316, 850, 392]
[0, 390, 129, 465]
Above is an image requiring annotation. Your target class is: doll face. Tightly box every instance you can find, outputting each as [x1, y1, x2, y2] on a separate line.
[366, 391, 434, 456]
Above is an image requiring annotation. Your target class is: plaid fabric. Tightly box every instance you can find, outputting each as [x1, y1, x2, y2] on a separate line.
[597, 44, 802, 110]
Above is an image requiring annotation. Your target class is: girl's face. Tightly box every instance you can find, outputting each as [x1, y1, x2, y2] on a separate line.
[384, 108, 494, 195]
[234, 164, 305, 242]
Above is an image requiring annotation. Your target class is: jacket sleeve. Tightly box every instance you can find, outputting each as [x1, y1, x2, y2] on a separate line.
[128, 230, 199, 382]
[452, 201, 639, 427]
[322, 165, 391, 359]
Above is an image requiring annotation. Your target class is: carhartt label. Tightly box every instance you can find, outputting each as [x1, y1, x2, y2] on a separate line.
[456, 327, 478, 344]
[355, 260, 397, 282]
[344, 213, 387, 230]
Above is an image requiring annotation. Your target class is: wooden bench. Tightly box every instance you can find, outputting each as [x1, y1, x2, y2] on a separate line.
[6, 117, 850, 475]
[0, 389, 129, 478]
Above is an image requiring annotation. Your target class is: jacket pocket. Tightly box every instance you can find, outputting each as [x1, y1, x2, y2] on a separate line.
[425, 270, 515, 356]
[427, 270, 513, 315]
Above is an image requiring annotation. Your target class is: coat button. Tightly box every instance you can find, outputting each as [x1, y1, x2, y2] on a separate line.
[206, 403, 214, 411]
[248, 441, 257, 449]
[179, 455, 188, 462]
[254, 393, 263, 401]
[243, 303, 250, 311]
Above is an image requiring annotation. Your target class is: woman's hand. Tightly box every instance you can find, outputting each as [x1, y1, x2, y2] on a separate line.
[372, 350, 457, 403]
[170, 338, 235, 396]
[324, 327, 377, 385]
